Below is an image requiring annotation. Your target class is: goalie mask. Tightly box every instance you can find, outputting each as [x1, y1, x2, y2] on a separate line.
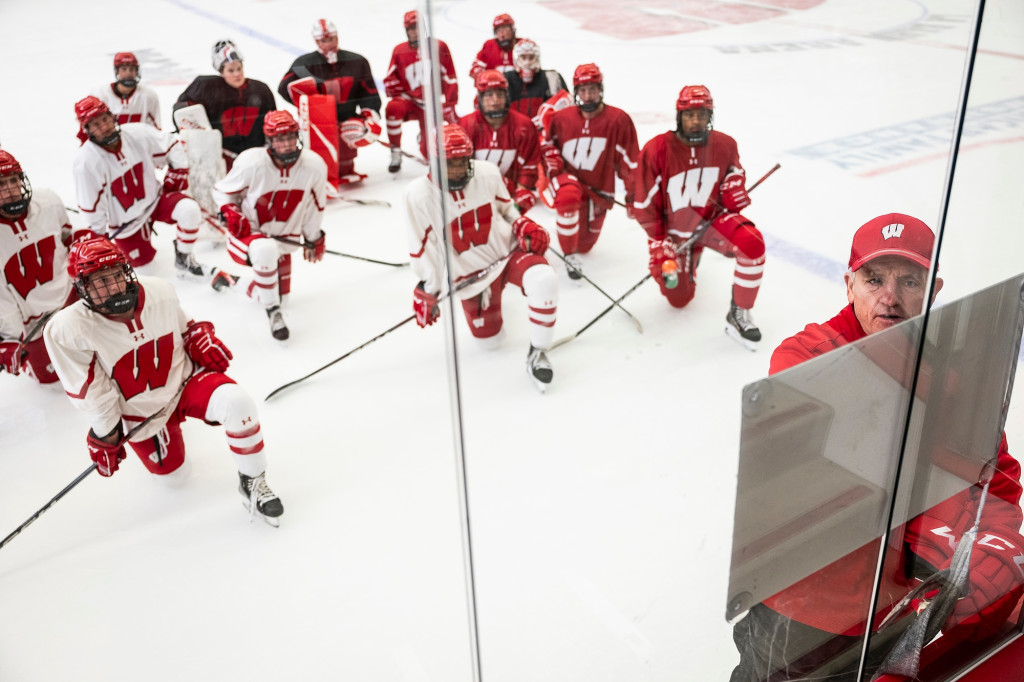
[75, 96, 121, 147]
[572, 63, 603, 113]
[68, 237, 140, 317]
[676, 85, 714, 146]
[212, 40, 243, 73]
[442, 123, 474, 191]
[493, 13, 516, 49]
[475, 70, 510, 120]
[263, 110, 302, 166]
[113, 52, 140, 88]
[0, 151, 32, 217]
[513, 39, 541, 84]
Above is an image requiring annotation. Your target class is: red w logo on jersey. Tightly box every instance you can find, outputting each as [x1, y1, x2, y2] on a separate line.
[112, 332, 175, 401]
[667, 167, 721, 212]
[221, 106, 261, 137]
[111, 162, 147, 211]
[560, 137, 608, 172]
[4, 235, 58, 299]
[254, 190, 305, 225]
[449, 204, 493, 254]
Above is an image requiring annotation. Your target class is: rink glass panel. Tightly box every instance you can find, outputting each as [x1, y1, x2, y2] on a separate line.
[417, 0, 1024, 680]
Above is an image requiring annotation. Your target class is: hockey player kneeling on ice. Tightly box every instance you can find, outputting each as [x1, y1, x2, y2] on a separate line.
[405, 123, 558, 391]
[72, 95, 219, 281]
[43, 238, 283, 525]
[212, 110, 327, 341]
[633, 85, 766, 349]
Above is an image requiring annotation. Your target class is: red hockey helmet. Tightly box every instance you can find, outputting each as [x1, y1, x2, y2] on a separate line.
[75, 96, 121, 146]
[312, 18, 338, 40]
[263, 110, 302, 165]
[676, 85, 714, 145]
[475, 70, 510, 120]
[0, 150, 32, 216]
[677, 85, 713, 112]
[75, 96, 111, 127]
[442, 123, 474, 191]
[404, 11, 418, 29]
[67, 237, 140, 316]
[113, 52, 138, 68]
[493, 13, 515, 31]
[573, 63, 603, 88]
[573, 64, 603, 112]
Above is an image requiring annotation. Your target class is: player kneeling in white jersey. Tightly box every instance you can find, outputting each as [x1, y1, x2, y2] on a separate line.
[405, 124, 558, 391]
[72, 95, 221, 283]
[212, 110, 327, 341]
[43, 237, 283, 525]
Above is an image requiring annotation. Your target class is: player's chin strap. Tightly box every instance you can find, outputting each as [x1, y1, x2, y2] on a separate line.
[0, 373, 194, 550]
[872, 458, 997, 680]
[265, 252, 513, 402]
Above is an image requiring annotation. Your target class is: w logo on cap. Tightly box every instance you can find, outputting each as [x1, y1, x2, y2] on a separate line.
[881, 223, 905, 240]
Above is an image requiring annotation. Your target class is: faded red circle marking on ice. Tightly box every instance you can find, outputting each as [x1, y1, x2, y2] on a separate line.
[538, 0, 826, 40]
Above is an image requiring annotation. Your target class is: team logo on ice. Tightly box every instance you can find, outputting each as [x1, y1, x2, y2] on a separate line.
[881, 223, 905, 240]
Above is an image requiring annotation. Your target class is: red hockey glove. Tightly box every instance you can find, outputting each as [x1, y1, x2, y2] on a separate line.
[944, 530, 1024, 641]
[512, 216, 550, 255]
[442, 104, 458, 124]
[413, 283, 440, 328]
[304, 231, 326, 263]
[649, 240, 680, 288]
[542, 145, 564, 177]
[1, 339, 23, 375]
[513, 186, 536, 214]
[183, 320, 233, 372]
[87, 428, 126, 477]
[719, 172, 751, 213]
[219, 204, 251, 239]
[163, 167, 190, 193]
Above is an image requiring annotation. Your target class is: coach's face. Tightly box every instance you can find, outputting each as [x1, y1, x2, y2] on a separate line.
[846, 255, 942, 335]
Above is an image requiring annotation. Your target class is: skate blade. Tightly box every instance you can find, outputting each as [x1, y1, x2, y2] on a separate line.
[725, 325, 759, 352]
[241, 500, 281, 527]
[530, 374, 552, 393]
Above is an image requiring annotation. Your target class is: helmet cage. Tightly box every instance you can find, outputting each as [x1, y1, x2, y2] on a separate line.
[113, 52, 140, 88]
[68, 239, 140, 316]
[0, 153, 32, 216]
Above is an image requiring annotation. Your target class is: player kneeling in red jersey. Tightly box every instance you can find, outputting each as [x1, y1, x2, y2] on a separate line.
[633, 85, 766, 348]
[405, 124, 558, 391]
[43, 238, 283, 525]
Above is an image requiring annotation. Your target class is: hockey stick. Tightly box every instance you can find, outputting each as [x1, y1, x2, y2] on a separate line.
[269, 236, 409, 268]
[376, 139, 428, 166]
[0, 376, 191, 550]
[266, 253, 512, 401]
[550, 163, 780, 350]
[547, 248, 642, 333]
[334, 196, 392, 208]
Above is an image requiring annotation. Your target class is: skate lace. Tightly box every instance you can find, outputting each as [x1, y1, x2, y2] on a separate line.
[731, 306, 756, 331]
[247, 474, 277, 522]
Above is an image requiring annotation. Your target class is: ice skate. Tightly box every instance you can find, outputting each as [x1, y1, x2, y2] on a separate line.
[564, 253, 583, 282]
[174, 240, 212, 281]
[725, 300, 761, 351]
[266, 305, 289, 341]
[238, 472, 283, 527]
[526, 345, 553, 392]
[388, 146, 402, 173]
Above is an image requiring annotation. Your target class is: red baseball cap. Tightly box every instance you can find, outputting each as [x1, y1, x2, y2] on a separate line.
[848, 213, 935, 272]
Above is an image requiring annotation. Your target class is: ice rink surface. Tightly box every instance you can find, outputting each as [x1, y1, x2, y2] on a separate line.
[1, 0, 1022, 679]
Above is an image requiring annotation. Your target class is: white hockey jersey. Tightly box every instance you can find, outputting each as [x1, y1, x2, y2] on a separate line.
[211, 148, 326, 245]
[73, 123, 187, 238]
[405, 160, 518, 299]
[0, 189, 73, 342]
[44, 276, 194, 440]
[89, 83, 162, 129]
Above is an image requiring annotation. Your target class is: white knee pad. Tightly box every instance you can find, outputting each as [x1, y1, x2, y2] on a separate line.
[522, 263, 559, 308]
[248, 238, 281, 271]
[171, 197, 202, 230]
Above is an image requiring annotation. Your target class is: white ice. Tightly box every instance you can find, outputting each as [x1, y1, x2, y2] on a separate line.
[1, 0, 1022, 680]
